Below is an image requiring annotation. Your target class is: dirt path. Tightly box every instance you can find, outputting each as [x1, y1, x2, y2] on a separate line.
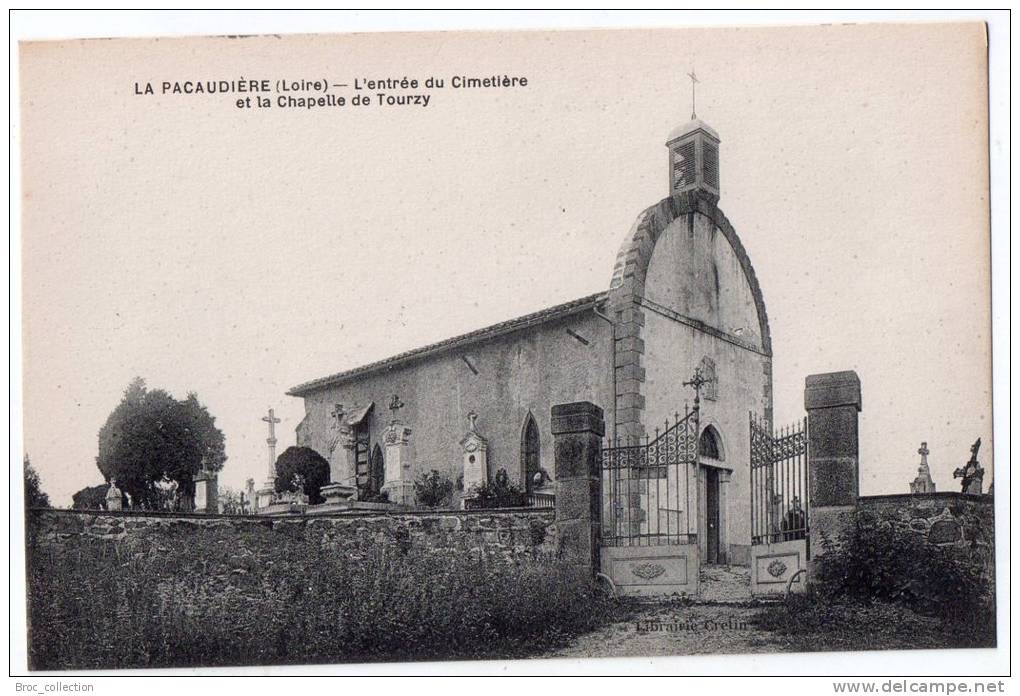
[549, 602, 780, 658]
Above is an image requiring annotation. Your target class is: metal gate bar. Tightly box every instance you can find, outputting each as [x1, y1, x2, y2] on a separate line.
[750, 413, 809, 545]
[602, 405, 699, 547]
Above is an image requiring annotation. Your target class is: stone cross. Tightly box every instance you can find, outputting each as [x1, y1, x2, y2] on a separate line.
[262, 407, 281, 480]
[467, 410, 478, 432]
[910, 441, 936, 494]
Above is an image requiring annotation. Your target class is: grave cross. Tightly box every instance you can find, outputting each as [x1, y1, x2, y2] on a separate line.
[262, 407, 281, 443]
[918, 441, 930, 465]
[261, 407, 282, 480]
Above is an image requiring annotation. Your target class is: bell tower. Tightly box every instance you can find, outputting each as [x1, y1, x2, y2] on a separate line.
[667, 118, 720, 201]
[667, 71, 720, 201]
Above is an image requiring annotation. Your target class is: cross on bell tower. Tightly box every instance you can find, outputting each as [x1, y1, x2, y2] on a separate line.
[687, 70, 699, 120]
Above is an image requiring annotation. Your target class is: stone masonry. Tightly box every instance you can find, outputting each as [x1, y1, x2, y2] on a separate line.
[27, 508, 557, 564]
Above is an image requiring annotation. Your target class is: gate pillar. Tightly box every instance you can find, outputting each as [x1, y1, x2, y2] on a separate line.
[805, 371, 862, 573]
[551, 402, 605, 575]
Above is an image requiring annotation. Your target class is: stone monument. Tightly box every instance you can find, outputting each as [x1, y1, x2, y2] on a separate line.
[459, 411, 488, 507]
[256, 407, 281, 511]
[382, 395, 414, 506]
[320, 403, 358, 504]
[194, 468, 219, 513]
[105, 479, 123, 511]
[909, 441, 937, 494]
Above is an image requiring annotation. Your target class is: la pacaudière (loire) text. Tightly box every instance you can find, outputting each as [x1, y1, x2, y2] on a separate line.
[133, 75, 528, 109]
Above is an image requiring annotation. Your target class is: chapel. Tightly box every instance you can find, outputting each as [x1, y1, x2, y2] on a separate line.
[287, 114, 771, 566]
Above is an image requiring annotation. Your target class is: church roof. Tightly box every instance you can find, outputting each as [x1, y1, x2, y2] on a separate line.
[287, 292, 607, 396]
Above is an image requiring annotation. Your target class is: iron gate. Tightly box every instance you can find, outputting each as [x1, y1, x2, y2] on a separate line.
[749, 412, 810, 594]
[599, 405, 701, 596]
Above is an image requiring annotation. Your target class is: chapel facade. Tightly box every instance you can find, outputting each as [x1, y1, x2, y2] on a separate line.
[287, 116, 772, 566]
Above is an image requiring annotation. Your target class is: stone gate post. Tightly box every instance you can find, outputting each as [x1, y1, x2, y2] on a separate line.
[805, 371, 861, 568]
[551, 402, 605, 575]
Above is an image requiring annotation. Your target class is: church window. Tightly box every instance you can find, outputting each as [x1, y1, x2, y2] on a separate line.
[369, 444, 384, 496]
[521, 413, 541, 494]
[699, 426, 722, 461]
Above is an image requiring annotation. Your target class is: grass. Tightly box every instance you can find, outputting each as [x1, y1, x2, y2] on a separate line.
[752, 591, 996, 652]
[26, 526, 619, 670]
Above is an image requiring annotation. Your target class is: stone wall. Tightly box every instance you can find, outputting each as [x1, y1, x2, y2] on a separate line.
[857, 492, 995, 585]
[26, 507, 558, 563]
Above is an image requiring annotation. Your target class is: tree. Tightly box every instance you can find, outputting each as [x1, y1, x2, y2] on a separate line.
[96, 378, 227, 510]
[274, 446, 330, 504]
[24, 455, 51, 509]
[72, 484, 110, 510]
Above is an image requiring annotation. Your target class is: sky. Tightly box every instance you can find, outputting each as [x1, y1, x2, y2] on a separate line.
[18, 21, 992, 506]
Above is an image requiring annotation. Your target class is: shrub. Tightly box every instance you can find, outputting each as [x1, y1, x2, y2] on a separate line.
[412, 469, 454, 508]
[471, 469, 525, 508]
[26, 527, 617, 669]
[72, 484, 109, 510]
[813, 511, 989, 617]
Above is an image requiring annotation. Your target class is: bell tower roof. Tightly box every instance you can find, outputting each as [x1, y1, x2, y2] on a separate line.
[666, 117, 719, 145]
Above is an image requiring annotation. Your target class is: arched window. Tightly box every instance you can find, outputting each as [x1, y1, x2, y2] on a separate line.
[369, 444, 384, 496]
[699, 426, 723, 461]
[521, 413, 541, 493]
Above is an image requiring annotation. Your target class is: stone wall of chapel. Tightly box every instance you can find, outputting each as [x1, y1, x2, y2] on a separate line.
[641, 212, 772, 556]
[296, 311, 613, 491]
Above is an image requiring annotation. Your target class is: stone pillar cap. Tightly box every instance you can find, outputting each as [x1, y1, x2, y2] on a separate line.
[551, 402, 605, 437]
[805, 370, 862, 411]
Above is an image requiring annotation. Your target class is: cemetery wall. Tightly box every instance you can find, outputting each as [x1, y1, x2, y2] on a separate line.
[26, 507, 558, 562]
[856, 492, 995, 584]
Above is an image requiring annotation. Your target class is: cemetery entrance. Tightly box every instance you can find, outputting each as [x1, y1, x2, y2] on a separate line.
[749, 413, 810, 595]
[600, 405, 701, 597]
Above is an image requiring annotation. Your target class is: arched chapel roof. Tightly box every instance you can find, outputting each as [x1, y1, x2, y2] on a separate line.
[607, 189, 772, 356]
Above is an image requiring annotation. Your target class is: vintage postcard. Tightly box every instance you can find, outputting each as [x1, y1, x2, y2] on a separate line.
[15, 15, 1003, 678]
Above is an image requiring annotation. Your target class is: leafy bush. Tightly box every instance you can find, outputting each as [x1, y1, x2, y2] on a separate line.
[72, 484, 110, 510]
[412, 469, 455, 508]
[26, 527, 617, 669]
[471, 469, 526, 508]
[813, 511, 989, 618]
